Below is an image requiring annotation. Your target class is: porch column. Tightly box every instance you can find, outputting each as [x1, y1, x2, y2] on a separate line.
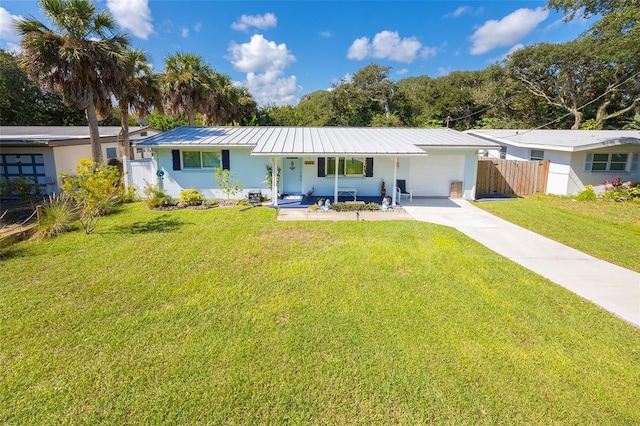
[271, 157, 278, 206]
[334, 156, 339, 203]
[391, 156, 398, 207]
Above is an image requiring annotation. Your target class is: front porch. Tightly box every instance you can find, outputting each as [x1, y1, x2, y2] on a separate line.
[271, 194, 402, 208]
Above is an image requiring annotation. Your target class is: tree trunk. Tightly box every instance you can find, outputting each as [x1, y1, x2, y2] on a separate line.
[118, 99, 131, 159]
[188, 111, 196, 126]
[86, 102, 103, 163]
[571, 110, 582, 130]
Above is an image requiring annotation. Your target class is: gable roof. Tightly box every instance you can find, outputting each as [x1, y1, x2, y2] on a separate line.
[135, 126, 498, 156]
[465, 129, 640, 152]
[0, 126, 149, 147]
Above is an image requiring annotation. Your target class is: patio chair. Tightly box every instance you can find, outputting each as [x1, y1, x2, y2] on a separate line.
[395, 179, 413, 201]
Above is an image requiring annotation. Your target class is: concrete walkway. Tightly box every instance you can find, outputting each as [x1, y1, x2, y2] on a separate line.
[402, 198, 640, 328]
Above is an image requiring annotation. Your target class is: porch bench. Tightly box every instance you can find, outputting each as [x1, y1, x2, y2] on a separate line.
[338, 188, 357, 201]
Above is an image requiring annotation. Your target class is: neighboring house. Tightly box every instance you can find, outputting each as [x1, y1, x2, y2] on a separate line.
[133, 126, 498, 204]
[465, 129, 640, 195]
[0, 126, 159, 195]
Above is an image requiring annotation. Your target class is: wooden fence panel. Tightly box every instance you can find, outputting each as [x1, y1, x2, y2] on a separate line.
[476, 158, 549, 196]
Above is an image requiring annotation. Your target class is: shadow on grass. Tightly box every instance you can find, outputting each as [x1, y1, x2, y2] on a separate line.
[111, 214, 188, 234]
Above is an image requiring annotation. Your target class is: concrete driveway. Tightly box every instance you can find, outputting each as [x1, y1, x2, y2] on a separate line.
[402, 198, 640, 328]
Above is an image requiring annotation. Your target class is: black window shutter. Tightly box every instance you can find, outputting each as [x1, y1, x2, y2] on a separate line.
[317, 157, 326, 177]
[365, 157, 374, 177]
[222, 150, 230, 170]
[172, 150, 181, 170]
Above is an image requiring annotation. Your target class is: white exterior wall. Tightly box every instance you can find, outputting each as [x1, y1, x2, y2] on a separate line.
[570, 146, 640, 194]
[409, 150, 478, 199]
[544, 151, 571, 195]
[298, 156, 396, 197]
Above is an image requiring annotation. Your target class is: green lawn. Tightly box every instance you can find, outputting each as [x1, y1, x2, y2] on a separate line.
[474, 194, 640, 272]
[1, 203, 639, 424]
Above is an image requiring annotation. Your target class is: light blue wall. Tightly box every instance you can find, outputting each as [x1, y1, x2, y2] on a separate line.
[155, 147, 273, 198]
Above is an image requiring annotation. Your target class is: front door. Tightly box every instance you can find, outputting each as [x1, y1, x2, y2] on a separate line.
[283, 157, 302, 195]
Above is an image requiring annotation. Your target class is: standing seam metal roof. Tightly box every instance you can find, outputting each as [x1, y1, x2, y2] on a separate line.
[135, 126, 499, 154]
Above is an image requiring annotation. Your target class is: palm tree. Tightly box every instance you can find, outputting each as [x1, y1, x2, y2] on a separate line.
[160, 52, 216, 126]
[115, 48, 160, 159]
[15, 0, 128, 163]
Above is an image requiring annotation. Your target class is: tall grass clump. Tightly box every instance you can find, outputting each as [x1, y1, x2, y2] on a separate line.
[30, 193, 79, 241]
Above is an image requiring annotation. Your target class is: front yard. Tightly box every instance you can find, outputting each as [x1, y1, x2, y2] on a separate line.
[1, 203, 639, 424]
[475, 194, 640, 272]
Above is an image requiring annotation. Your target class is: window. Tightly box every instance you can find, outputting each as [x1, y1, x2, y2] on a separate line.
[182, 151, 221, 169]
[326, 157, 364, 176]
[106, 147, 117, 159]
[585, 153, 629, 172]
[530, 149, 544, 161]
[0, 154, 46, 188]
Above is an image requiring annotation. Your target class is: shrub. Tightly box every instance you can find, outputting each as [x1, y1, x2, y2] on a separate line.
[60, 159, 122, 234]
[576, 185, 597, 201]
[143, 184, 172, 209]
[332, 202, 381, 212]
[30, 193, 79, 241]
[627, 185, 640, 200]
[179, 188, 204, 206]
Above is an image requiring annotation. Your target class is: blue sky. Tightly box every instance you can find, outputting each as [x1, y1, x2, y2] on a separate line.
[0, 1, 596, 106]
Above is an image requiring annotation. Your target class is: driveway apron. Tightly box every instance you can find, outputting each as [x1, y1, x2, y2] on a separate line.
[402, 198, 640, 328]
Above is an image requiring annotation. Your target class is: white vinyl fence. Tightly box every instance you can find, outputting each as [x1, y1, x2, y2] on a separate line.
[124, 157, 157, 197]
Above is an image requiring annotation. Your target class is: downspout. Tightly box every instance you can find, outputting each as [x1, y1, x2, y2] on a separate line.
[271, 157, 279, 206]
[391, 156, 398, 207]
[334, 156, 339, 203]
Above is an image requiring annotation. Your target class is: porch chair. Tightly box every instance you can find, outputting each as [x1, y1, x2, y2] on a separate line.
[395, 179, 413, 201]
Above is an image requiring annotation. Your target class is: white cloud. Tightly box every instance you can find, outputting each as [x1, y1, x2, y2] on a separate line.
[347, 36, 370, 60]
[181, 27, 189, 38]
[319, 30, 332, 38]
[238, 71, 301, 106]
[0, 7, 21, 42]
[194, 22, 202, 32]
[106, 0, 153, 40]
[228, 34, 298, 106]
[347, 37, 371, 61]
[227, 34, 295, 73]
[396, 68, 409, 76]
[452, 6, 472, 18]
[231, 13, 277, 31]
[437, 66, 452, 76]
[347, 31, 434, 64]
[470, 7, 549, 55]
[420, 46, 437, 59]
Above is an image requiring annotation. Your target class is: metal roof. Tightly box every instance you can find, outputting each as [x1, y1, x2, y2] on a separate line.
[0, 126, 148, 146]
[0, 126, 144, 140]
[135, 126, 498, 156]
[465, 129, 640, 152]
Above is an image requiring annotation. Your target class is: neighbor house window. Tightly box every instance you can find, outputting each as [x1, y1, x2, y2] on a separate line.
[106, 147, 117, 159]
[182, 151, 221, 169]
[326, 157, 364, 176]
[530, 149, 544, 161]
[585, 153, 629, 172]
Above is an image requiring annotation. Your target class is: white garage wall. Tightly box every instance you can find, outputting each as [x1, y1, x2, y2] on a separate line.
[409, 154, 465, 196]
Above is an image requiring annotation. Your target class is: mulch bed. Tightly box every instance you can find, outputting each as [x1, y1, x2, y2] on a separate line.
[152, 199, 241, 211]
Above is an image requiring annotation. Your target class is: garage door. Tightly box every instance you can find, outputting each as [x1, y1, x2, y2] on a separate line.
[409, 155, 465, 196]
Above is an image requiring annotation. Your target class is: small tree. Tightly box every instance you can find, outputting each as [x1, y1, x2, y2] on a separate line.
[60, 159, 122, 234]
[214, 168, 243, 199]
